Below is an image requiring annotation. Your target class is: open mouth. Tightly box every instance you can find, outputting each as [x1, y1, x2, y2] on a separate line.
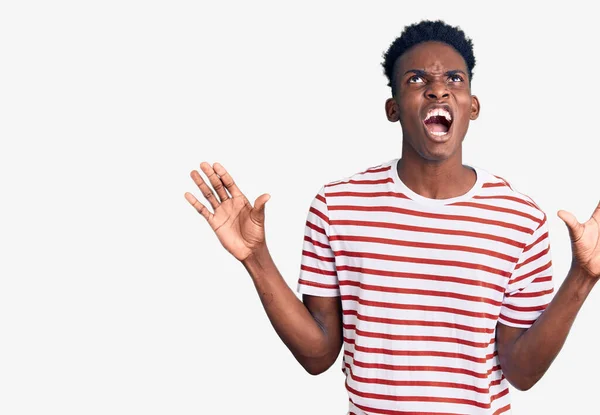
[423, 107, 453, 137]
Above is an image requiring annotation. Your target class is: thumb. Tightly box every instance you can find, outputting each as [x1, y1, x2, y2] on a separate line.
[251, 193, 271, 221]
[558, 210, 584, 242]
[254, 193, 271, 211]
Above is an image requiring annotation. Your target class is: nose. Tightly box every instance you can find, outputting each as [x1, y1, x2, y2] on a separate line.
[426, 81, 449, 101]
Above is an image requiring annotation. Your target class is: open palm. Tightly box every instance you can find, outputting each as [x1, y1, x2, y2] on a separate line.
[559, 202, 600, 278]
[185, 162, 270, 262]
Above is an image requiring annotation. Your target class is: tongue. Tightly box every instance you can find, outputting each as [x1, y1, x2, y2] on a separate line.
[427, 123, 449, 133]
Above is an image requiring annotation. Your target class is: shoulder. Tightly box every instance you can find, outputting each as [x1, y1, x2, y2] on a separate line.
[322, 158, 397, 190]
[309, 159, 396, 208]
[473, 166, 547, 226]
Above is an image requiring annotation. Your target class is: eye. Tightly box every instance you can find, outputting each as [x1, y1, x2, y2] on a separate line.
[449, 74, 464, 83]
[408, 75, 424, 84]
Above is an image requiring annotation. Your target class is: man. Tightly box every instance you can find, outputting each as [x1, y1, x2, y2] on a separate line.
[184, 20, 600, 414]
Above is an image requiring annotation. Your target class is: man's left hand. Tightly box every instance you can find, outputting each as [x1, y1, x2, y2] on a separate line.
[558, 202, 600, 278]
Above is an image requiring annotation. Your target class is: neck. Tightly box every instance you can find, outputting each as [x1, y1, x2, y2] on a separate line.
[397, 144, 476, 200]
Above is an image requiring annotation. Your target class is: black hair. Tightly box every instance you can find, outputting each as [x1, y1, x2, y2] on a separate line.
[382, 20, 476, 95]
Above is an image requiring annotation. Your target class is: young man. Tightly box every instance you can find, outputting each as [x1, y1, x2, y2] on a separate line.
[184, 20, 600, 414]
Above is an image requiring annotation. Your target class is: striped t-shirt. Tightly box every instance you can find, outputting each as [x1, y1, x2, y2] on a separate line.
[297, 158, 554, 415]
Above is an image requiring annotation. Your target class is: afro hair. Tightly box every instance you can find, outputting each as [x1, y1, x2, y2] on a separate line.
[382, 20, 476, 95]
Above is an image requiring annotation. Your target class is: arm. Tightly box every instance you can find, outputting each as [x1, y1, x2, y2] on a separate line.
[497, 203, 600, 390]
[497, 264, 595, 390]
[243, 245, 343, 374]
[185, 162, 343, 374]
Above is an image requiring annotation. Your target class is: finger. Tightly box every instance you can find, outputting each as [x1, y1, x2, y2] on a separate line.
[558, 210, 585, 242]
[213, 162, 243, 197]
[190, 169, 219, 210]
[184, 192, 212, 221]
[254, 193, 271, 211]
[592, 200, 600, 222]
[250, 193, 271, 223]
[200, 162, 229, 203]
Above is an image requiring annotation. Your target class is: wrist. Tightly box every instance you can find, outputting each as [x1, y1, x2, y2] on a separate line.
[567, 262, 598, 297]
[242, 243, 272, 274]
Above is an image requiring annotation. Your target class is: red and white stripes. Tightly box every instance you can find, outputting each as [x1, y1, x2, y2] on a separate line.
[297, 158, 553, 414]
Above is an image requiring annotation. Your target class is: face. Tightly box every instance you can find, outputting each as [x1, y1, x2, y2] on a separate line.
[385, 41, 480, 162]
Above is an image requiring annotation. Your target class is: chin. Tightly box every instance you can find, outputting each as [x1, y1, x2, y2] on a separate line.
[402, 127, 464, 163]
[417, 142, 457, 162]
[420, 151, 454, 162]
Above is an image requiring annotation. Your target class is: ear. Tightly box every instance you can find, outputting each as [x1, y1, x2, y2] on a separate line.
[470, 95, 480, 120]
[385, 98, 400, 122]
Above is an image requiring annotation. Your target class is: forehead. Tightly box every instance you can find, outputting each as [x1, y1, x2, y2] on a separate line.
[395, 41, 467, 75]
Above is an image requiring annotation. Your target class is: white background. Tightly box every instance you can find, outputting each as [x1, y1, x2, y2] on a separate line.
[0, 1, 597, 414]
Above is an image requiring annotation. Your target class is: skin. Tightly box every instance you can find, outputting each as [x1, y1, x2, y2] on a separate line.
[185, 163, 342, 374]
[185, 41, 600, 390]
[385, 41, 480, 200]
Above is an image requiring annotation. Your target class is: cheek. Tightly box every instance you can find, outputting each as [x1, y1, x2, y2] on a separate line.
[457, 91, 473, 106]
[454, 96, 474, 128]
[397, 92, 421, 117]
[399, 104, 421, 125]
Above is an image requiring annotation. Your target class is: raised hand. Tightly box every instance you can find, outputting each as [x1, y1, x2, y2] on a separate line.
[185, 162, 270, 262]
[558, 202, 600, 278]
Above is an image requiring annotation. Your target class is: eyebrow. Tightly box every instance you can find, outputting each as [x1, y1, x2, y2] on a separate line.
[404, 69, 467, 77]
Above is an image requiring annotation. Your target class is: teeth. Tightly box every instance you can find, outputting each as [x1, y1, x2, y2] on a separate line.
[430, 131, 447, 136]
[425, 108, 452, 122]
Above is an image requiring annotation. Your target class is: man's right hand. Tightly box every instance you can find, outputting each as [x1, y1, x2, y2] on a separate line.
[184, 162, 271, 262]
[185, 162, 342, 375]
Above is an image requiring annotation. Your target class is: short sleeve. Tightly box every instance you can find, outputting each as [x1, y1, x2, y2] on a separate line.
[499, 218, 554, 328]
[297, 186, 340, 297]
